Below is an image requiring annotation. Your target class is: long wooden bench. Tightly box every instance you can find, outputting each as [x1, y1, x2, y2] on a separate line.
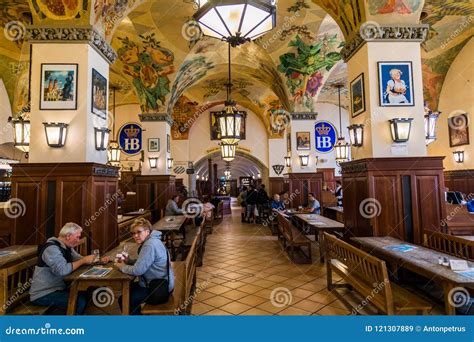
[424, 231, 474, 261]
[141, 228, 198, 315]
[324, 233, 432, 315]
[276, 213, 312, 263]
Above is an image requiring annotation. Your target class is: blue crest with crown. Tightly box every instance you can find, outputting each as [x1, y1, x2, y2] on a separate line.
[314, 121, 337, 153]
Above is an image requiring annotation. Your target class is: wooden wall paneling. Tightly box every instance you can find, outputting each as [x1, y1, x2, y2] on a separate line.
[269, 177, 284, 197]
[413, 175, 443, 243]
[372, 174, 403, 239]
[12, 182, 42, 245]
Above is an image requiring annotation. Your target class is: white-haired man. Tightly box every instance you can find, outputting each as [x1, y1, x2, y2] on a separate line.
[30, 222, 109, 314]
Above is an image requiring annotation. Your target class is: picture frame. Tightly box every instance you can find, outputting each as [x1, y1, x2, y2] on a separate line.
[296, 132, 311, 150]
[40, 63, 78, 110]
[210, 111, 246, 140]
[377, 62, 414, 107]
[91, 68, 107, 119]
[167, 134, 170, 153]
[148, 138, 160, 152]
[350, 73, 365, 117]
[448, 113, 470, 147]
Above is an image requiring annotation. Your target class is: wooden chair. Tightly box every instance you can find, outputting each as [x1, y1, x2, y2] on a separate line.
[276, 213, 312, 263]
[74, 237, 88, 256]
[325, 233, 432, 315]
[424, 231, 474, 261]
[142, 229, 198, 315]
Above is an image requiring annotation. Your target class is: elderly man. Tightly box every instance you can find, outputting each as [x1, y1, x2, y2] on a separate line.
[165, 195, 183, 216]
[30, 222, 109, 314]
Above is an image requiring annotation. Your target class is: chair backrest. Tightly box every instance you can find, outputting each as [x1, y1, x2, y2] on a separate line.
[1, 257, 37, 314]
[424, 231, 474, 261]
[184, 227, 199, 300]
[324, 233, 393, 314]
[74, 237, 88, 256]
[276, 213, 293, 240]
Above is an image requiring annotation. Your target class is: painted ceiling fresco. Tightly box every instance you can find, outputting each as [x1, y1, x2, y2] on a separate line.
[0, 0, 472, 139]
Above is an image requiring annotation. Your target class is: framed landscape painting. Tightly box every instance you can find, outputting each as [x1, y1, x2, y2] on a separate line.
[378, 61, 414, 107]
[148, 138, 160, 152]
[40, 63, 78, 110]
[296, 132, 310, 150]
[91, 68, 107, 119]
[448, 113, 470, 147]
[350, 73, 365, 117]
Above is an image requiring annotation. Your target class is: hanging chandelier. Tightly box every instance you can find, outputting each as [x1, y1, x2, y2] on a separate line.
[333, 84, 350, 164]
[220, 142, 236, 162]
[108, 86, 121, 164]
[193, 0, 277, 47]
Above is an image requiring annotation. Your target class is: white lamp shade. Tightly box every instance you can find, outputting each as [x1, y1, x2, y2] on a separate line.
[453, 151, 464, 163]
[216, 106, 244, 144]
[299, 155, 309, 167]
[108, 141, 121, 163]
[348, 124, 364, 147]
[12, 119, 30, 152]
[43, 122, 68, 148]
[167, 158, 174, 169]
[94, 127, 110, 151]
[220, 142, 236, 161]
[424, 112, 440, 145]
[284, 156, 291, 167]
[334, 137, 350, 163]
[149, 157, 158, 168]
[389, 118, 413, 143]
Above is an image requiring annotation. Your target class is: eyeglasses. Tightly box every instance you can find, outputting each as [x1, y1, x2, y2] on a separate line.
[131, 230, 145, 236]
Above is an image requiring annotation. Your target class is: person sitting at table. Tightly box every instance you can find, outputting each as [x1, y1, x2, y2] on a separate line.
[271, 193, 285, 211]
[304, 193, 321, 214]
[30, 222, 109, 314]
[165, 194, 183, 216]
[165, 194, 203, 226]
[201, 195, 215, 221]
[115, 218, 174, 315]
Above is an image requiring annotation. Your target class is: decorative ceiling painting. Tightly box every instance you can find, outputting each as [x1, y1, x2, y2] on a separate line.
[28, 0, 89, 21]
[368, 0, 423, 15]
[171, 95, 199, 140]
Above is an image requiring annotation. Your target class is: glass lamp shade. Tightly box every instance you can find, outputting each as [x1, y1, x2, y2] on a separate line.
[334, 137, 350, 163]
[453, 151, 464, 163]
[94, 127, 110, 151]
[389, 118, 413, 143]
[215, 104, 244, 144]
[108, 140, 121, 163]
[284, 156, 291, 167]
[149, 157, 158, 169]
[43, 122, 68, 148]
[167, 158, 174, 170]
[220, 142, 237, 162]
[348, 124, 364, 147]
[299, 155, 309, 167]
[424, 111, 440, 145]
[194, 0, 277, 46]
[11, 118, 30, 152]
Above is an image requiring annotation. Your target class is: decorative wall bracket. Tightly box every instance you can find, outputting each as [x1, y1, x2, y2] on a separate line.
[138, 113, 174, 126]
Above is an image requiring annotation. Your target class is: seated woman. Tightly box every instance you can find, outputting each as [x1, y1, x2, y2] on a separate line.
[115, 218, 174, 315]
[201, 195, 215, 222]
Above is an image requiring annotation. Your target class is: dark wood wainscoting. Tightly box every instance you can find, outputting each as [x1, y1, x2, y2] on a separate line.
[269, 177, 284, 197]
[135, 175, 176, 222]
[341, 157, 446, 245]
[282, 173, 323, 209]
[444, 169, 474, 196]
[11, 163, 119, 252]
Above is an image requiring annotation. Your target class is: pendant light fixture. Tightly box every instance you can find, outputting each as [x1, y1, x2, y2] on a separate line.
[108, 86, 121, 164]
[333, 84, 349, 163]
[220, 141, 236, 161]
[193, 0, 277, 47]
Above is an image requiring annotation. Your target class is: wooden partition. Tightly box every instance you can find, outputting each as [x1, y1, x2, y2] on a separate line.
[341, 157, 446, 245]
[135, 175, 176, 222]
[444, 169, 474, 196]
[269, 177, 284, 197]
[282, 172, 323, 208]
[11, 163, 119, 252]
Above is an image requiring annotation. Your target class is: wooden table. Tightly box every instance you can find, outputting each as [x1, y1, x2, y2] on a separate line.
[124, 210, 150, 216]
[151, 215, 186, 260]
[458, 236, 474, 242]
[352, 236, 474, 315]
[64, 255, 134, 315]
[324, 206, 344, 223]
[294, 214, 345, 263]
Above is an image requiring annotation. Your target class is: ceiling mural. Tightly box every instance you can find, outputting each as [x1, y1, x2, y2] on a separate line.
[171, 95, 199, 140]
[28, 0, 89, 21]
[368, 0, 423, 15]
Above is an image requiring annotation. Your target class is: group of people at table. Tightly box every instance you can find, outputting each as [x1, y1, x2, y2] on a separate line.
[29, 194, 215, 315]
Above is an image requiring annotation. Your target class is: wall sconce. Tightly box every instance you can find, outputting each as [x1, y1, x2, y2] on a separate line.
[149, 156, 158, 169]
[424, 110, 440, 145]
[10, 117, 30, 153]
[108, 141, 121, 164]
[299, 155, 309, 167]
[167, 158, 174, 170]
[284, 156, 291, 167]
[257, 172, 261, 178]
[453, 151, 464, 163]
[389, 118, 413, 143]
[94, 127, 110, 151]
[43, 122, 68, 148]
[348, 124, 364, 147]
[315, 156, 319, 166]
[205, 176, 209, 181]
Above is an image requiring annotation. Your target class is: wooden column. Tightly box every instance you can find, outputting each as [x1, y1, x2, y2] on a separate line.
[341, 157, 446, 244]
[208, 159, 213, 194]
[213, 163, 218, 194]
[11, 163, 119, 252]
[135, 175, 176, 222]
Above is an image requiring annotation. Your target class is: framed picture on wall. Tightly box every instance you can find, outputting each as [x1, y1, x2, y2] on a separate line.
[448, 113, 470, 147]
[91, 68, 107, 119]
[148, 138, 160, 152]
[296, 132, 310, 150]
[167, 134, 170, 152]
[40, 63, 78, 110]
[210, 111, 246, 140]
[350, 73, 365, 117]
[377, 61, 414, 107]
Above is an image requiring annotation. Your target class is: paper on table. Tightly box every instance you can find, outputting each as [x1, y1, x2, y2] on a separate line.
[80, 267, 112, 278]
[456, 268, 474, 279]
[383, 244, 417, 253]
[0, 251, 17, 257]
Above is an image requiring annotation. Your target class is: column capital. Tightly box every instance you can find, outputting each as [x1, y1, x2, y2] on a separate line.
[290, 112, 318, 120]
[26, 26, 117, 64]
[341, 24, 429, 62]
[138, 113, 173, 126]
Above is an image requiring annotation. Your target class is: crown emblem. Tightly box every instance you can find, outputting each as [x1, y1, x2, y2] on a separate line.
[124, 126, 139, 138]
[316, 124, 331, 136]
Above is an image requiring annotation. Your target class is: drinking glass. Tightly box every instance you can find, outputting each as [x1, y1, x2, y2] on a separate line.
[93, 249, 100, 264]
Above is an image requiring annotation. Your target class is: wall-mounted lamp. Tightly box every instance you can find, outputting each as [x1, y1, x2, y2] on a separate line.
[389, 118, 413, 143]
[257, 172, 261, 178]
[10, 117, 30, 153]
[167, 158, 174, 170]
[284, 156, 291, 167]
[196, 175, 200, 180]
[315, 156, 319, 166]
[424, 109, 440, 145]
[299, 155, 309, 167]
[149, 156, 158, 169]
[453, 151, 464, 163]
[94, 127, 110, 151]
[348, 124, 364, 147]
[43, 122, 68, 148]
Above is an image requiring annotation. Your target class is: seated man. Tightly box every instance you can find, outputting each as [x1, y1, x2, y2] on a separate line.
[271, 193, 285, 211]
[165, 195, 183, 216]
[116, 218, 174, 315]
[305, 192, 321, 214]
[165, 194, 203, 226]
[30, 222, 109, 314]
